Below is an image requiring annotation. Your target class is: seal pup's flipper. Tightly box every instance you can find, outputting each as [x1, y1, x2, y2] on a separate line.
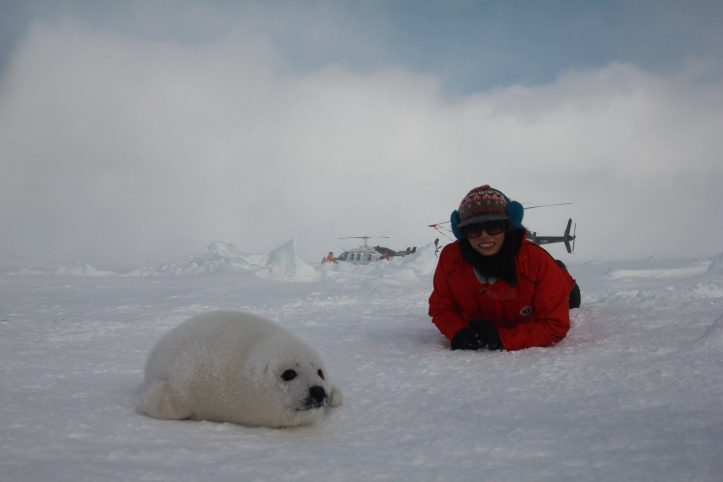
[141, 380, 192, 420]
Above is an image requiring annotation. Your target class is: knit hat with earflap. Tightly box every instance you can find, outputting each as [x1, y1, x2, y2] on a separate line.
[450, 185, 524, 241]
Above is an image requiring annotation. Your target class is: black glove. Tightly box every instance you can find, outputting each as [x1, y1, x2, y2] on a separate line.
[451, 327, 480, 350]
[468, 320, 503, 351]
[451, 321, 502, 351]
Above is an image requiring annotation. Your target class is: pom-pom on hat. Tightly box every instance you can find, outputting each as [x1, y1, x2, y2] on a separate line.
[451, 185, 524, 240]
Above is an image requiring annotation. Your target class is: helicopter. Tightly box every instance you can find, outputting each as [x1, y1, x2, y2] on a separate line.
[335, 236, 417, 265]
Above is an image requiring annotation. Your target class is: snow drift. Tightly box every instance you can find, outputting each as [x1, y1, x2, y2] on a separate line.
[708, 252, 723, 274]
[607, 260, 712, 280]
[15, 264, 118, 277]
[130, 242, 268, 276]
[54, 264, 118, 277]
[256, 239, 318, 282]
[695, 312, 723, 351]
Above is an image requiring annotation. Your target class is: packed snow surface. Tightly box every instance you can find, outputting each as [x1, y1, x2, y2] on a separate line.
[607, 259, 711, 280]
[2, 250, 723, 481]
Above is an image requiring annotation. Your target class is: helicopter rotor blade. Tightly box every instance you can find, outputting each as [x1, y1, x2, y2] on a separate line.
[338, 236, 390, 239]
[524, 202, 573, 210]
[338, 235, 389, 247]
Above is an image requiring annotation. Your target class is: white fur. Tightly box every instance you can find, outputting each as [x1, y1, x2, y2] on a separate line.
[141, 311, 342, 428]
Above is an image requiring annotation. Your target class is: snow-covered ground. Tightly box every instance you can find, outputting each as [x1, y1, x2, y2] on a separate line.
[1, 245, 723, 481]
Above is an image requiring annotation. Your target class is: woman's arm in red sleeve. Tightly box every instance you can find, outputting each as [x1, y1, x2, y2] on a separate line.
[428, 248, 469, 342]
[497, 248, 571, 351]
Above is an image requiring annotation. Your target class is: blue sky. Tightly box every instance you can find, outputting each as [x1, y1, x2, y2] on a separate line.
[4, 1, 722, 92]
[375, 0, 723, 92]
[1, 1, 722, 266]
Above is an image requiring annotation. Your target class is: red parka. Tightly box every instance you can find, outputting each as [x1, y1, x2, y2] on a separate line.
[428, 238, 575, 351]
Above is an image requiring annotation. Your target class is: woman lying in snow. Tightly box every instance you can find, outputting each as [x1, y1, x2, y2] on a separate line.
[429, 185, 580, 351]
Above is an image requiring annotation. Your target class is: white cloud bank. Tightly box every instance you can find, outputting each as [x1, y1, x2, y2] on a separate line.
[1, 21, 722, 267]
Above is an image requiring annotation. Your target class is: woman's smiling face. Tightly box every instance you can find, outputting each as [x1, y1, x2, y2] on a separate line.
[469, 229, 505, 256]
[462, 220, 507, 256]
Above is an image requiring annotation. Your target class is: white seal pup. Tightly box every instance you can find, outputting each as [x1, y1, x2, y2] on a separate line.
[141, 311, 342, 428]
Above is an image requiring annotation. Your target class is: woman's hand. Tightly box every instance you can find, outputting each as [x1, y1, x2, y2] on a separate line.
[451, 321, 503, 351]
[451, 327, 480, 350]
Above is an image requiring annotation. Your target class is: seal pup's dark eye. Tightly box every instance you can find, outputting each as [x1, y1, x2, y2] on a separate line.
[281, 369, 297, 381]
[317, 369, 324, 380]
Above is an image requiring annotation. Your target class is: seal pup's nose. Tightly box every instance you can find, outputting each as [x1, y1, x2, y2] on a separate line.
[309, 386, 326, 404]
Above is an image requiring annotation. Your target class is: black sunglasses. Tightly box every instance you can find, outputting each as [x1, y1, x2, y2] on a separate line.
[461, 220, 507, 238]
